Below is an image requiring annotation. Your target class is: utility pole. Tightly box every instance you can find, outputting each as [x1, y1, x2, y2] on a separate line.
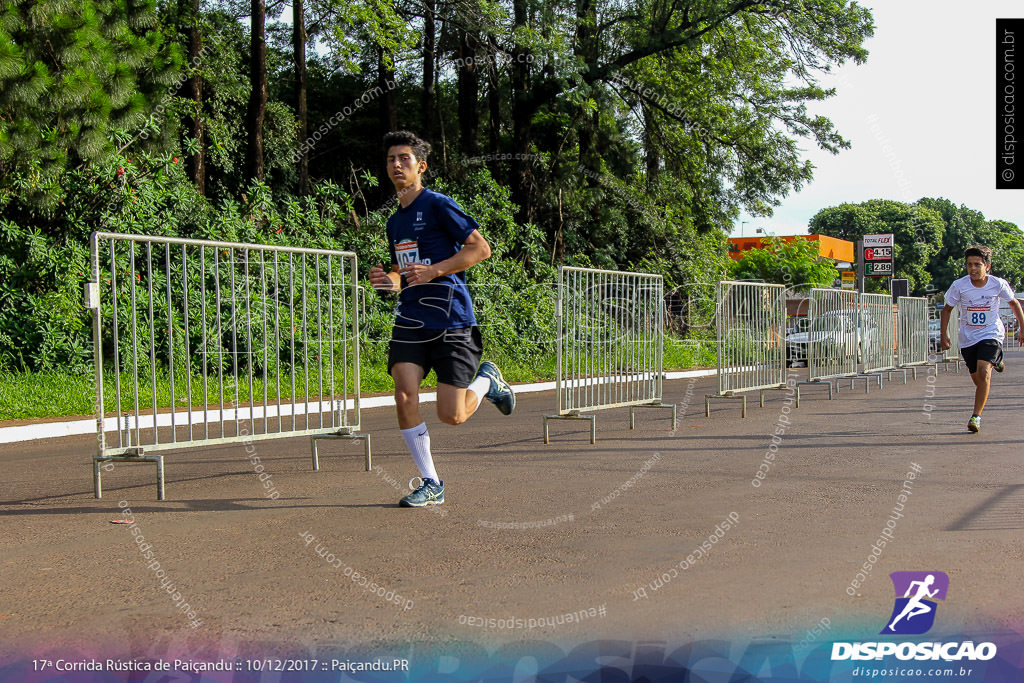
[856, 239, 865, 293]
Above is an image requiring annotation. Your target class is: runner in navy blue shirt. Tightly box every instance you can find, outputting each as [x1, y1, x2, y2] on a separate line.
[387, 187, 478, 331]
[369, 131, 515, 507]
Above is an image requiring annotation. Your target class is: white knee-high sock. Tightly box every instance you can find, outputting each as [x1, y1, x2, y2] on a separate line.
[401, 422, 438, 483]
[466, 376, 490, 417]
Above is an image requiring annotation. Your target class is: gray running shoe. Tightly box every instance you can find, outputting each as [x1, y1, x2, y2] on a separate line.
[474, 360, 515, 415]
[399, 478, 444, 507]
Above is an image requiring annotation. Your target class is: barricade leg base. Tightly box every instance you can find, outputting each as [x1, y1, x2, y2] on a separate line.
[848, 375, 871, 394]
[796, 379, 834, 400]
[705, 394, 746, 418]
[884, 368, 908, 384]
[759, 386, 793, 408]
[630, 403, 677, 430]
[543, 414, 597, 444]
[902, 363, 937, 381]
[311, 432, 372, 472]
[93, 453, 166, 501]
[854, 373, 883, 390]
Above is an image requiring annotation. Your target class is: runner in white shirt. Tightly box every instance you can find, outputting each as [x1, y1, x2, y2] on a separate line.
[940, 246, 1024, 433]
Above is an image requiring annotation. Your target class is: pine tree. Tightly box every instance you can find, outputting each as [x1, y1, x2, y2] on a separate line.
[0, 0, 183, 210]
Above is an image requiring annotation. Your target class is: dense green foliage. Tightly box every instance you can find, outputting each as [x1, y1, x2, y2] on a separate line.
[2, 0, 1020, 421]
[809, 199, 943, 294]
[916, 198, 1024, 293]
[0, 0, 184, 209]
[0, 143, 556, 373]
[728, 236, 839, 293]
[0, 0, 884, 377]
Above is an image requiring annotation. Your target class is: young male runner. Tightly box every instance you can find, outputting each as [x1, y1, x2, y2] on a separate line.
[368, 131, 515, 507]
[940, 246, 1024, 433]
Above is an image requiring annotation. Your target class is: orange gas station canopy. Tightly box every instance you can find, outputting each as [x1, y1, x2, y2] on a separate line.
[727, 234, 855, 263]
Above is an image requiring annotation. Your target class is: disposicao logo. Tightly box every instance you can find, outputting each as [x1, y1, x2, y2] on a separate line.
[831, 571, 997, 662]
[881, 571, 948, 635]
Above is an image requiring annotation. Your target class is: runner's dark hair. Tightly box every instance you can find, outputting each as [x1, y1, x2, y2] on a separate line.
[964, 245, 992, 266]
[384, 131, 431, 163]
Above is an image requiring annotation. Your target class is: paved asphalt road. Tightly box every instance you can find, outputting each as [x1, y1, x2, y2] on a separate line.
[1, 353, 1022, 676]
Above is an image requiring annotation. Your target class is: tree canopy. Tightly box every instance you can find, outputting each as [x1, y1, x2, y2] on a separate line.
[809, 199, 943, 294]
[810, 198, 1024, 296]
[0, 0, 183, 209]
[0, 0, 881, 371]
[916, 197, 1024, 293]
[728, 236, 839, 292]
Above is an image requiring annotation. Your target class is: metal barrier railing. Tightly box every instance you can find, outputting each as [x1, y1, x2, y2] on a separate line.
[860, 294, 896, 373]
[85, 232, 370, 500]
[897, 296, 931, 376]
[795, 288, 868, 397]
[942, 305, 962, 361]
[807, 288, 859, 381]
[705, 281, 790, 417]
[1004, 315, 1021, 350]
[543, 266, 675, 443]
[859, 293, 907, 385]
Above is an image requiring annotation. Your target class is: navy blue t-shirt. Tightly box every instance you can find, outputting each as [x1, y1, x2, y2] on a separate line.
[387, 188, 479, 330]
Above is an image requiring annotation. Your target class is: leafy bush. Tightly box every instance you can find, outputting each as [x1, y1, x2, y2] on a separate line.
[0, 150, 563, 380]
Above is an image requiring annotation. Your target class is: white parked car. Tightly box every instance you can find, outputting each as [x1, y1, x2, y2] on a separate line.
[786, 310, 877, 367]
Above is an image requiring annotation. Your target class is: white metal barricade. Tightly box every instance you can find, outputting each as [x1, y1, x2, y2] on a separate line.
[543, 266, 675, 443]
[809, 288, 859, 379]
[85, 232, 369, 500]
[705, 281, 790, 417]
[859, 293, 906, 384]
[897, 296, 931, 377]
[937, 305, 963, 372]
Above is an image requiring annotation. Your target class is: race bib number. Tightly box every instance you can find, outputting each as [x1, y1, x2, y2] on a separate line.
[394, 239, 431, 267]
[395, 239, 419, 266]
[966, 306, 989, 327]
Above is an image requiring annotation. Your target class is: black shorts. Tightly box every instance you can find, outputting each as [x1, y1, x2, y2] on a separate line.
[960, 339, 1003, 374]
[387, 326, 482, 388]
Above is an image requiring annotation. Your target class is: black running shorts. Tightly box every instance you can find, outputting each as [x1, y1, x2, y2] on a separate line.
[387, 326, 483, 388]
[960, 339, 1003, 374]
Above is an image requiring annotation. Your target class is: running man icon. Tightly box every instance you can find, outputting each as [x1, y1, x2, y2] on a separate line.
[881, 571, 949, 635]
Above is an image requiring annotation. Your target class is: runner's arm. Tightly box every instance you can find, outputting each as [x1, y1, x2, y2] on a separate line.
[400, 230, 491, 286]
[1009, 297, 1024, 344]
[939, 305, 952, 351]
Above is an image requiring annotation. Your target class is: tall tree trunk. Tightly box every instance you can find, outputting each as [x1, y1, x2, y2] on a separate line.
[575, 0, 598, 173]
[378, 50, 398, 133]
[378, 49, 398, 191]
[456, 29, 479, 157]
[510, 0, 531, 225]
[246, 0, 267, 182]
[293, 0, 308, 195]
[183, 0, 205, 194]
[643, 104, 659, 189]
[486, 34, 501, 178]
[422, 0, 436, 142]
